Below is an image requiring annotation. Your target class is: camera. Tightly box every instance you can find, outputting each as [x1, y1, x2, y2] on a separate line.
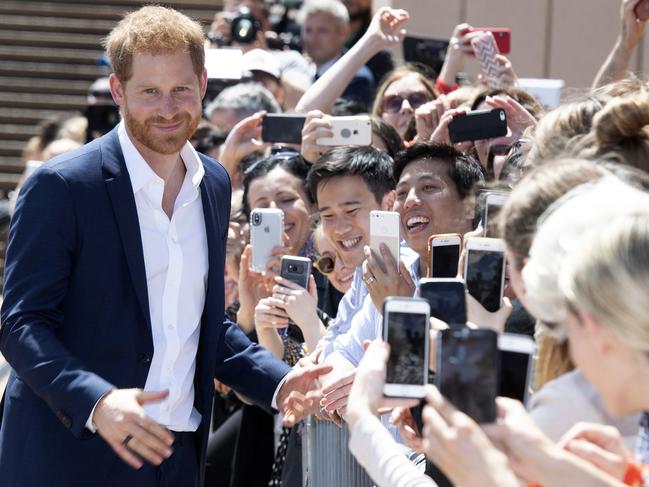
[252, 212, 262, 226]
[288, 264, 303, 273]
[231, 8, 261, 44]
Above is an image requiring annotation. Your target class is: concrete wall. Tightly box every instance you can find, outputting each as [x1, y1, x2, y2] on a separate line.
[375, 0, 647, 91]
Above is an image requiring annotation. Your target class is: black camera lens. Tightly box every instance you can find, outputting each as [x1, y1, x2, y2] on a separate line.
[252, 212, 261, 225]
[230, 8, 260, 44]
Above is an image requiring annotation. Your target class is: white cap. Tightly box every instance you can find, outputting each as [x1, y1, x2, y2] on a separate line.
[243, 48, 281, 80]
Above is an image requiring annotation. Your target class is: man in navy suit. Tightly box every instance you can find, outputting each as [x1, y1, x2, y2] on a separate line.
[0, 6, 329, 486]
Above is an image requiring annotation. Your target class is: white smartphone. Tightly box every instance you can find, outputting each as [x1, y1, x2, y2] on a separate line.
[428, 233, 462, 278]
[498, 333, 535, 404]
[382, 297, 431, 399]
[316, 116, 372, 146]
[250, 208, 284, 273]
[463, 237, 506, 313]
[369, 210, 400, 264]
[483, 192, 508, 238]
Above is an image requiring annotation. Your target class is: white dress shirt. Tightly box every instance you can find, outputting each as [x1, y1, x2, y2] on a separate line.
[120, 122, 208, 431]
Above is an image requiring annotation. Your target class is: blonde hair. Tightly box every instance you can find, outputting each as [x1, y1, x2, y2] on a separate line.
[524, 177, 649, 324]
[560, 213, 649, 354]
[575, 92, 649, 173]
[104, 5, 205, 81]
[526, 96, 603, 166]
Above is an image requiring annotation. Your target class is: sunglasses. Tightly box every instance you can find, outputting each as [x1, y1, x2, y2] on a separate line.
[312, 253, 335, 275]
[382, 92, 431, 114]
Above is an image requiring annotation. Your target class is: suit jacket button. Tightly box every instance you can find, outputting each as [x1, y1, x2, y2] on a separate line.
[138, 353, 151, 364]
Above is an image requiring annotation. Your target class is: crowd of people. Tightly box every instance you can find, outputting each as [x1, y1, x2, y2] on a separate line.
[4, 0, 649, 486]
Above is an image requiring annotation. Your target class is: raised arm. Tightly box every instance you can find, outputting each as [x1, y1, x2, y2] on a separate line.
[593, 0, 647, 89]
[295, 7, 409, 114]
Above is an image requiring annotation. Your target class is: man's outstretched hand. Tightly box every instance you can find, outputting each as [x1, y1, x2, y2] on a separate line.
[277, 363, 333, 426]
[93, 388, 175, 469]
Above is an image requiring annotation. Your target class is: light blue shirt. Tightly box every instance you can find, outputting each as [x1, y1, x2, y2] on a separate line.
[326, 246, 420, 368]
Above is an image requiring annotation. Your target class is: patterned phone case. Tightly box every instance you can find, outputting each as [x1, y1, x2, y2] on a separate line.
[471, 31, 505, 89]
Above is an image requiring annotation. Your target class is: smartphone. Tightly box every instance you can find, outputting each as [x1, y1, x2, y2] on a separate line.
[471, 31, 505, 89]
[250, 208, 284, 273]
[436, 328, 498, 423]
[418, 278, 466, 329]
[369, 210, 400, 264]
[383, 297, 431, 399]
[316, 116, 372, 146]
[463, 237, 506, 313]
[498, 333, 535, 404]
[280, 255, 311, 289]
[448, 108, 507, 143]
[261, 114, 306, 144]
[483, 192, 508, 238]
[428, 233, 461, 278]
[468, 27, 511, 54]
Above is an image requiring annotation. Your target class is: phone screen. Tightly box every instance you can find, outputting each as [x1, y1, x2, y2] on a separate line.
[465, 249, 504, 312]
[385, 311, 428, 386]
[419, 282, 466, 329]
[498, 349, 531, 403]
[437, 329, 498, 423]
[484, 203, 504, 238]
[431, 244, 460, 278]
[261, 115, 306, 144]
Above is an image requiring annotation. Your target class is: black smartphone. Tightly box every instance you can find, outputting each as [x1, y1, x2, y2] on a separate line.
[428, 233, 461, 278]
[382, 297, 430, 398]
[463, 238, 506, 313]
[418, 278, 466, 329]
[280, 256, 311, 288]
[498, 333, 535, 404]
[261, 114, 306, 144]
[436, 328, 498, 423]
[448, 108, 507, 143]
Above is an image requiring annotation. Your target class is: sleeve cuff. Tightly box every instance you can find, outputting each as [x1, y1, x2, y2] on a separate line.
[271, 373, 289, 411]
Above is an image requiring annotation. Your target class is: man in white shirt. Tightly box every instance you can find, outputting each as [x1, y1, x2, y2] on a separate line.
[0, 6, 329, 487]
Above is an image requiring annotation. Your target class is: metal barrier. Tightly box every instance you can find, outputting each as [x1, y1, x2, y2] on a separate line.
[302, 415, 374, 487]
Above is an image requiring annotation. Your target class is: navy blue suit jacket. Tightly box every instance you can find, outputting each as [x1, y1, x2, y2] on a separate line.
[0, 128, 291, 486]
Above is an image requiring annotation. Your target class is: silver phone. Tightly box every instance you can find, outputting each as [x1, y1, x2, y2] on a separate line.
[250, 208, 284, 273]
[369, 210, 400, 264]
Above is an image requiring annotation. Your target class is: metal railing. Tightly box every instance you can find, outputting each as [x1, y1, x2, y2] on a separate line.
[302, 415, 374, 487]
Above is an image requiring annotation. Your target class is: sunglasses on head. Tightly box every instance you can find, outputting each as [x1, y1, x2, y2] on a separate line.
[382, 92, 430, 114]
[312, 253, 335, 275]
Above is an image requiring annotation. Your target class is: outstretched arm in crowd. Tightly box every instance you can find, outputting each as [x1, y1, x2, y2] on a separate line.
[295, 7, 409, 114]
[593, 0, 648, 89]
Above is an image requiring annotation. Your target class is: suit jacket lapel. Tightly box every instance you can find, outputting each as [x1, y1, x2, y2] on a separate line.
[199, 174, 218, 314]
[101, 128, 153, 334]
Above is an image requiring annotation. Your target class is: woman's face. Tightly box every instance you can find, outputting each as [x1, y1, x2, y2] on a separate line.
[313, 230, 354, 293]
[247, 166, 313, 255]
[380, 74, 432, 139]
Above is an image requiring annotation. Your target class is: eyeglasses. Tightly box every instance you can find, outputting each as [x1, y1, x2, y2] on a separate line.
[312, 253, 335, 274]
[382, 92, 431, 114]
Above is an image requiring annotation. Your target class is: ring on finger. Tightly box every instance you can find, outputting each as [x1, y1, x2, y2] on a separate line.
[365, 275, 376, 285]
[123, 434, 133, 448]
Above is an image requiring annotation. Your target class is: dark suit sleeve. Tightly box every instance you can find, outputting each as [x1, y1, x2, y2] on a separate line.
[0, 167, 114, 437]
[214, 318, 291, 413]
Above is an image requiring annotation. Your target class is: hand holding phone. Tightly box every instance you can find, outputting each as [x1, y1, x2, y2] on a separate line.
[383, 297, 431, 399]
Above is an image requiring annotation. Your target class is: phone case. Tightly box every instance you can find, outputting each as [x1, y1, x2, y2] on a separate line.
[471, 31, 506, 89]
[316, 116, 372, 146]
[280, 256, 311, 288]
[369, 211, 400, 264]
[447, 108, 507, 144]
[469, 28, 511, 54]
[250, 209, 284, 273]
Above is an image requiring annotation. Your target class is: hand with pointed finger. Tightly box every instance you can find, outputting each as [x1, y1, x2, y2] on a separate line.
[346, 340, 419, 429]
[391, 406, 424, 452]
[93, 388, 175, 470]
[278, 362, 334, 427]
[363, 244, 416, 311]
